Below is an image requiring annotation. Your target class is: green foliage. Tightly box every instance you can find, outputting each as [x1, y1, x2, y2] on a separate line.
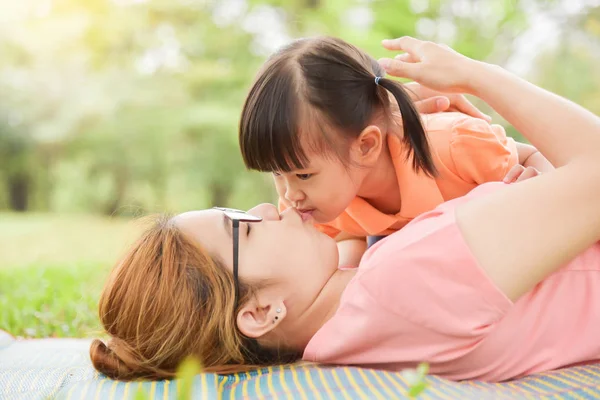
[0, 0, 269, 215]
[133, 387, 150, 400]
[176, 357, 203, 400]
[404, 362, 430, 398]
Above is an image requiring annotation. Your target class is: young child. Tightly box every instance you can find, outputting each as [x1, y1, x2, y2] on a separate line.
[239, 36, 552, 266]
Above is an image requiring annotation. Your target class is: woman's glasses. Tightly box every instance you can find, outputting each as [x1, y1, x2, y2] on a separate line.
[213, 207, 263, 307]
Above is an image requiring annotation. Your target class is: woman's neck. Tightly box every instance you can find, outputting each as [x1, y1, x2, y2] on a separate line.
[284, 268, 356, 350]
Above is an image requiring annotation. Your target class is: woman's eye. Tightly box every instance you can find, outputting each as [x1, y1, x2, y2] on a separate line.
[272, 172, 281, 177]
[296, 173, 312, 180]
[246, 223, 252, 235]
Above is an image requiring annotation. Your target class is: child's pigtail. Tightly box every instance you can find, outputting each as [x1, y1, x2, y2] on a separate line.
[376, 77, 437, 177]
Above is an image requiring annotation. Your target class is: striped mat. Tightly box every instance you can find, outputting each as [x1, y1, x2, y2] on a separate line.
[1, 331, 599, 399]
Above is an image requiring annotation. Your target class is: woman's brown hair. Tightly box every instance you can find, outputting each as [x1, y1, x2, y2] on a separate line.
[239, 36, 436, 176]
[90, 215, 300, 380]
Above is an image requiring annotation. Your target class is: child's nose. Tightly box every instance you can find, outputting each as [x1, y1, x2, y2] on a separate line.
[284, 185, 305, 203]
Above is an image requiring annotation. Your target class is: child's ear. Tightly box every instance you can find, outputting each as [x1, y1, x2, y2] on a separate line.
[351, 125, 383, 167]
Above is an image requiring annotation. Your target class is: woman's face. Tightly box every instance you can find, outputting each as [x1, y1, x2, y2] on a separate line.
[174, 203, 339, 343]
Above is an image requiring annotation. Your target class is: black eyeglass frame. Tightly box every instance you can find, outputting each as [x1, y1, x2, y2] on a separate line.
[213, 207, 263, 307]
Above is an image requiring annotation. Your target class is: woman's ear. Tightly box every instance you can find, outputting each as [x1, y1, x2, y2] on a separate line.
[351, 125, 383, 168]
[236, 297, 287, 339]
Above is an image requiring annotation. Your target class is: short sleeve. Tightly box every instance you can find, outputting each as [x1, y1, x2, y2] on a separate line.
[278, 197, 340, 238]
[449, 117, 518, 184]
[361, 211, 513, 339]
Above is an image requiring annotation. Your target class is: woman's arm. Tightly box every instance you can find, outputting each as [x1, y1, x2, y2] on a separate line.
[380, 37, 600, 301]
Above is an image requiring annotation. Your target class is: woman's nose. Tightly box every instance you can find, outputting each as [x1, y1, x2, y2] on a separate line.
[247, 203, 281, 221]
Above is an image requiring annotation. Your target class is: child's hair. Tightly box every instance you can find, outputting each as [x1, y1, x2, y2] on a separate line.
[239, 36, 436, 176]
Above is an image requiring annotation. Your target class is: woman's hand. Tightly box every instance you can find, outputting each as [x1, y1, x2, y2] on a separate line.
[379, 36, 481, 94]
[406, 82, 491, 121]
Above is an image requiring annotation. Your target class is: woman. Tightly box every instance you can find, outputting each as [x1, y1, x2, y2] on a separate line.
[91, 37, 600, 382]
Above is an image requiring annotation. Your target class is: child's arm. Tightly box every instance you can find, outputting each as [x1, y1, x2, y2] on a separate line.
[336, 232, 367, 268]
[503, 142, 554, 183]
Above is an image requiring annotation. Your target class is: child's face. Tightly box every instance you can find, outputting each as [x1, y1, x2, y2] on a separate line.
[273, 150, 366, 224]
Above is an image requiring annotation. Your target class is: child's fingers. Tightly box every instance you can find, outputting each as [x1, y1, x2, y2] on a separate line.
[516, 167, 540, 182]
[503, 165, 524, 183]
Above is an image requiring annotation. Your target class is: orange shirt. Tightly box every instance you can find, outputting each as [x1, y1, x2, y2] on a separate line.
[279, 112, 518, 238]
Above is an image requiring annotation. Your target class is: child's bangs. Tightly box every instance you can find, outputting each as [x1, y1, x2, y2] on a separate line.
[240, 89, 333, 173]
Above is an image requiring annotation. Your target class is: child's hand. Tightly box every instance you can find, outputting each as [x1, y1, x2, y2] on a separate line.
[379, 36, 479, 94]
[503, 165, 541, 183]
[406, 82, 491, 122]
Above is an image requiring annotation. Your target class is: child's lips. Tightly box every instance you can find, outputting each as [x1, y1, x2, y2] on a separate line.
[298, 209, 315, 221]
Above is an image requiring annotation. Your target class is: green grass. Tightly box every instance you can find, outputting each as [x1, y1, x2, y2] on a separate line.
[0, 262, 107, 338]
[0, 212, 143, 338]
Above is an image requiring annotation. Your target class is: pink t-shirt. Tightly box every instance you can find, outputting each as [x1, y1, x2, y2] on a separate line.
[303, 182, 600, 382]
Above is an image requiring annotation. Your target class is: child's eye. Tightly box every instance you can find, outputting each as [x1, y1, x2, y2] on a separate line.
[272, 172, 281, 177]
[296, 173, 313, 180]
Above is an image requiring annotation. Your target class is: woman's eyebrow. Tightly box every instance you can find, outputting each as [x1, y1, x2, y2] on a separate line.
[222, 213, 232, 239]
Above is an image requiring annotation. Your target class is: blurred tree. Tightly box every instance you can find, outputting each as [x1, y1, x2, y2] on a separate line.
[0, 121, 33, 211]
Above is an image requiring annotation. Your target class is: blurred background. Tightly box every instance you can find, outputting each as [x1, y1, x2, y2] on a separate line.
[1, 0, 599, 338]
